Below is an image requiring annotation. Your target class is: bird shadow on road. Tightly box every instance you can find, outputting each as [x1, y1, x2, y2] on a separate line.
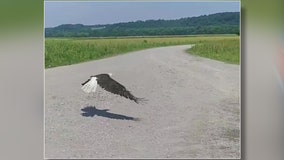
[81, 106, 140, 121]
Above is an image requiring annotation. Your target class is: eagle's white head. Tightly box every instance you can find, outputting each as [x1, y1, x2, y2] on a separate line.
[108, 73, 112, 77]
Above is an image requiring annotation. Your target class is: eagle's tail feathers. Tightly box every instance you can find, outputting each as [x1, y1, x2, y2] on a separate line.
[81, 83, 92, 93]
[81, 77, 97, 93]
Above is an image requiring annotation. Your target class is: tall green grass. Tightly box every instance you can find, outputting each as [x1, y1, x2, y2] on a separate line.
[45, 36, 239, 68]
[188, 38, 240, 64]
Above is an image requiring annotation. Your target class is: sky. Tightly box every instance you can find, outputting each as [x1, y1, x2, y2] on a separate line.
[44, 2, 240, 28]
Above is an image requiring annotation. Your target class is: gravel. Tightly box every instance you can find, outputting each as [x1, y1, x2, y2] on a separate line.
[45, 45, 240, 159]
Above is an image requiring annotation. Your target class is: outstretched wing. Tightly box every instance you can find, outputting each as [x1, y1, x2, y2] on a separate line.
[81, 77, 98, 93]
[96, 75, 145, 104]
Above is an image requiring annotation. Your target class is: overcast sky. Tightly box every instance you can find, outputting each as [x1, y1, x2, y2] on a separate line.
[44, 2, 240, 28]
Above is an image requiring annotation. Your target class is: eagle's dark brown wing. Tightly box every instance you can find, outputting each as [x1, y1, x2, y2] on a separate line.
[95, 74, 146, 104]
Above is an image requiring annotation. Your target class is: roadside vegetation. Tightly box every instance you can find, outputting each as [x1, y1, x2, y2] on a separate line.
[45, 36, 239, 68]
[188, 37, 239, 64]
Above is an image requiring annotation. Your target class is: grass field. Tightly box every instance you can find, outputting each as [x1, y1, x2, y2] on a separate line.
[188, 38, 240, 64]
[45, 36, 239, 68]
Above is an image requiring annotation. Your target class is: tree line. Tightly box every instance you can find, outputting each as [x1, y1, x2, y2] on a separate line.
[45, 12, 240, 37]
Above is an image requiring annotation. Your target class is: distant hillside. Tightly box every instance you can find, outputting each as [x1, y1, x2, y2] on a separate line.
[45, 12, 240, 37]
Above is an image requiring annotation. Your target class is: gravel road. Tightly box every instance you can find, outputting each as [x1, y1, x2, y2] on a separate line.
[45, 45, 240, 159]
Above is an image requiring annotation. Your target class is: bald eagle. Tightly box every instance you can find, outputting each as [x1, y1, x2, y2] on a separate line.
[81, 73, 146, 104]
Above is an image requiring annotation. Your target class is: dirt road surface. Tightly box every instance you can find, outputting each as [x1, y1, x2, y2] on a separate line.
[45, 45, 240, 159]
